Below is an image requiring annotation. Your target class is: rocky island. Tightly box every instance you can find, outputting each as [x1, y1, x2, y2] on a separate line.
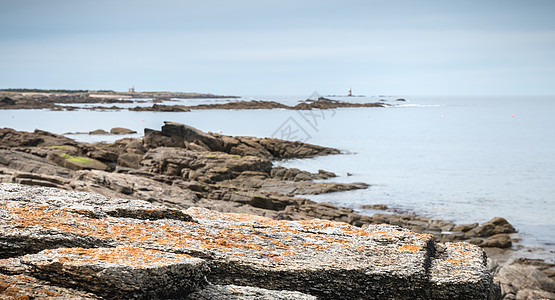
[1, 122, 554, 299]
[0, 89, 386, 112]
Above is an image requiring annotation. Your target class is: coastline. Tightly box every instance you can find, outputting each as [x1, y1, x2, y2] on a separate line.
[0, 123, 554, 298]
[1, 91, 386, 111]
[1, 92, 554, 298]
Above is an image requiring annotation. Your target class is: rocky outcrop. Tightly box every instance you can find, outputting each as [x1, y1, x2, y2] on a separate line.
[493, 258, 555, 300]
[0, 184, 498, 299]
[0, 126, 367, 226]
[363, 212, 517, 249]
[0, 128, 76, 148]
[0, 97, 16, 106]
[129, 104, 191, 112]
[139, 98, 386, 111]
[0, 90, 236, 110]
[143, 121, 340, 159]
[110, 127, 137, 135]
[89, 129, 110, 135]
[291, 97, 386, 109]
[185, 100, 289, 110]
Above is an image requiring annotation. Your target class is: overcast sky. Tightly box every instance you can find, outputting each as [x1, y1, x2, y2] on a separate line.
[1, 0, 554, 96]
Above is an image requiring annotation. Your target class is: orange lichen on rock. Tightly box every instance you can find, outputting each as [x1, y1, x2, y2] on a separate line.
[3, 200, 436, 273]
[42, 246, 192, 268]
[0, 273, 95, 299]
[399, 244, 421, 253]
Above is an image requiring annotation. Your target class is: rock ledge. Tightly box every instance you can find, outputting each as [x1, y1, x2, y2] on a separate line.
[0, 184, 498, 299]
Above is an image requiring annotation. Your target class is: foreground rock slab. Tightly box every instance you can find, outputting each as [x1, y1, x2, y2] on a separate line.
[21, 246, 208, 299]
[0, 184, 498, 299]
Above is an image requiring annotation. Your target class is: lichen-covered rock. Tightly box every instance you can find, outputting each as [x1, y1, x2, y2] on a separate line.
[0, 273, 97, 299]
[0, 184, 499, 299]
[187, 284, 317, 300]
[20, 246, 208, 299]
[429, 242, 500, 300]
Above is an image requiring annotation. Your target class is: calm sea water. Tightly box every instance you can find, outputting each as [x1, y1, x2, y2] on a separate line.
[1, 95, 554, 261]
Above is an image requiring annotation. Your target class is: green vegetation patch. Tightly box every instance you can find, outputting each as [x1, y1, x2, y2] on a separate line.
[230, 154, 241, 158]
[60, 153, 92, 164]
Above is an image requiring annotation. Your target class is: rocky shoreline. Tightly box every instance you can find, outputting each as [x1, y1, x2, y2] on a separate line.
[1, 91, 386, 111]
[0, 90, 237, 110]
[1, 123, 554, 299]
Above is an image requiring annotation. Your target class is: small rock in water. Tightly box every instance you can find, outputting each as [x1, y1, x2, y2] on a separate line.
[361, 204, 389, 210]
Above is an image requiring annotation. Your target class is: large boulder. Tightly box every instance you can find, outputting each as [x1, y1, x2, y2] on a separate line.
[471, 217, 517, 237]
[110, 127, 137, 135]
[143, 122, 340, 159]
[144, 121, 224, 151]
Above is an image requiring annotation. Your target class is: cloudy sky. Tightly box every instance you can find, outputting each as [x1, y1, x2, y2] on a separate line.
[1, 0, 554, 96]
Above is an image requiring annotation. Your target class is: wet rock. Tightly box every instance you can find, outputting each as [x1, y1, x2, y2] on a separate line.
[110, 127, 137, 135]
[361, 204, 389, 210]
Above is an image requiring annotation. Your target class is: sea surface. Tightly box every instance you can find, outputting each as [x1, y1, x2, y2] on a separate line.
[1, 94, 554, 262]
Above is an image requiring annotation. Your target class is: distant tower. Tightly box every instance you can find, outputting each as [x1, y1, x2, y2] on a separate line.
[128, 86, 135, 93]
[348, 88, 352, 97]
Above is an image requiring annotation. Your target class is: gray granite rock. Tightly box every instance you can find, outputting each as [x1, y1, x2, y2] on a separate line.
[187, 284, 317, 300]
[0, 183, 499, 299]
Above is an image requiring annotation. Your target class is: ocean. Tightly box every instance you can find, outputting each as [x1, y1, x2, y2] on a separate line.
[1, 94, 554, 262]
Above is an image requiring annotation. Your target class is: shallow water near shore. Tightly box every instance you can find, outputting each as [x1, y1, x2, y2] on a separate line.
[1, 95, 554, 262]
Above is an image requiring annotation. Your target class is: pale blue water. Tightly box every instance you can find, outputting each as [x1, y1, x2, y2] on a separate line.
[1, 95, 554, 261]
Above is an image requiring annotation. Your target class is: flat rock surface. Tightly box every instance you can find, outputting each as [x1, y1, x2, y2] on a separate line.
[0, 183, 498, 299]
[187, 284, 317, 300]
